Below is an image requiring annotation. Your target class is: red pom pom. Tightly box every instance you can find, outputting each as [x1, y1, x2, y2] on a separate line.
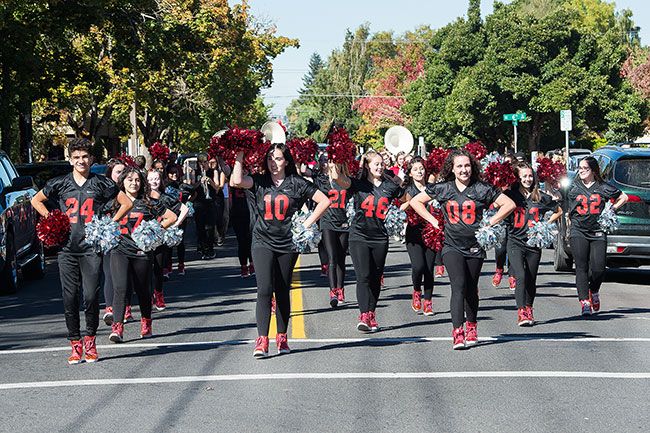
[115, 153, 138, 168]
[208, 128, 265, 167]
[422, 211, 444, 251]
[536, 157, 566, 187]
[464, 141, 487, 161]
[483, 161, 516, 188]
[347, 159, 360, 177]
[149, 141, 170, 162]
[286, 137, 318, 165]
[424, 147, 450, 175]
[37, 210, 71, 248]
[405, 207, 424, 226]
[326, 127, 356, 165]
[244, 140, 271, 174]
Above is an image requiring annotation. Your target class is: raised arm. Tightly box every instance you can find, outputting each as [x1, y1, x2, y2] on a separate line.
[231, 151, 254, 190]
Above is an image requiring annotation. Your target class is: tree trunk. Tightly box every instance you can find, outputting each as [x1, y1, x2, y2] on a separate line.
[18, 101, 32, 163]
[527, 113, 546, 152]
[0, 60, 12, 155]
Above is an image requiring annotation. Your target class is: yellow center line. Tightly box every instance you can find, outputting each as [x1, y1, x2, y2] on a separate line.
[267, 256, 306, 339]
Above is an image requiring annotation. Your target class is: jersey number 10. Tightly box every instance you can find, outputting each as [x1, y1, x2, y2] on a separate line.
[264, 194, 289, 221]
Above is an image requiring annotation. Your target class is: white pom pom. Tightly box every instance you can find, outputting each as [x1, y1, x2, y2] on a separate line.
[83, 215, 120, 254]
[163, 226, 184, 247]
[475, 210, 506, 250]
[132, 220, 165, 252]
[291, 211, 322, 253]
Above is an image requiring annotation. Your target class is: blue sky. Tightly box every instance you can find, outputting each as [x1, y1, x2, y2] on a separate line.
[236, 0, 649, 117]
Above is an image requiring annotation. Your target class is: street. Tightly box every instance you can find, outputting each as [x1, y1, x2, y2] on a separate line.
[1, 234, 649, 433]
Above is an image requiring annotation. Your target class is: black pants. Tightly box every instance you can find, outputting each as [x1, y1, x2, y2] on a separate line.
[507, 242, 541, 308]
[110, 253, 153, 323]
[231, 212, 252, 266]
[318, 239, 328, 266]
[165, 220, 187, 269]
[434, 250, 443, 266]
[194, 200, 216, 254]
[443, 250, 483, 328]
[251, 248, 296, 336]
[349, 241, 389, 313]
[322, 229, 349, 289]
[153, 246, 167, 294]
[102, 251, 114, 308]
[59, 252, 102, 340]
[570, 236, 607, 301]
[495, 233, 508, 271]
[214, 193, 226, 243]
[406, 242, 436, 300]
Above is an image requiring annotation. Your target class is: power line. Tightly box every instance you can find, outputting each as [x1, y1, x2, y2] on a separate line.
[262, 94, 406, 99]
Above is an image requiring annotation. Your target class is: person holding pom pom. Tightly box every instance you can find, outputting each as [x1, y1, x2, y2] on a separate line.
[566, 157, 628, 316]
[331, 150, 404, 333]
[30, 139, 132, 364]
[232, 144, 329, 358]
[410, 149, 515, 350]
[504, 163, 562, 326]
[108, 167, 177, 343]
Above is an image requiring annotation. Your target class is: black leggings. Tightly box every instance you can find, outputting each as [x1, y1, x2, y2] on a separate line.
[102, 251, 114, 308]
[443, 250, 483, 328]
[434, 250, 443, 266]
[251, 248, 297, 335]
[507, 242, 541, 308]
[194, 200, 216, 254]
[110, 253, 153, 323]
[318, 239, 328, 266]
[164, 220, 187, 269]
[349, 241, 389, 313]
[406, 242, 436, 300]
[322, 229, 349, 289]
[59, 253, 102, 340]
[231, 212, 252, 266]
[153, 246, 167, 294]
[495, 233, 508, 271]
[570, 236, 607, 300]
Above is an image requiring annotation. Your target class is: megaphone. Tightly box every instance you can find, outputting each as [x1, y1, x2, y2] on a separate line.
[261, 121, 286, 144]
[384, 125, 414, 155]
[212, 129, 228, 138]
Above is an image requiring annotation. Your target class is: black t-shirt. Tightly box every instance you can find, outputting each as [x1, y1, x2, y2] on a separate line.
[156, 192, 182, 216]
[426, 180, 501, 258]
[194, 168, 219, 202]
[115, 197, 166, 257]
[250, 174, 318, 253]
[42, 173, 119, 255]
[231, 186, 250, 218]
[315, 174, 350, 232]
[348, 177, 403, 244]
[565, 180, 621, 240]
[505, 188, 558, 249]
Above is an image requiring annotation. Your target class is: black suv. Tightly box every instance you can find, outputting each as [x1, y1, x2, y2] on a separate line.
[554, 145, 650, 271]
[0, 151, 45, 292]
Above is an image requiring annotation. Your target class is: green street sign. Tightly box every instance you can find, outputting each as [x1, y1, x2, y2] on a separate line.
[503, 112, 527, 122]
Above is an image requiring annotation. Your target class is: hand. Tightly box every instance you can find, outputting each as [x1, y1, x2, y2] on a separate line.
[235, 151, 245, 161]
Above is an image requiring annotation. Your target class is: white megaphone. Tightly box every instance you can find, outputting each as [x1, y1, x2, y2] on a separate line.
[212, 129, 228, 138]
[384, 125, 414, 155]
[261, 121, 286, 144]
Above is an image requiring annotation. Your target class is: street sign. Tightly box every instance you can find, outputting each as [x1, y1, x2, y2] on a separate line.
[503, 112, 527, 122]
[560, 110, 572, 131]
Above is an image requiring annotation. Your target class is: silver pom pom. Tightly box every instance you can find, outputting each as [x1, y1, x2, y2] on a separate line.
[83, 215, 120, 254]
[384, 204, 407, 241]
[186, 201, 195, 217]
[526, 211, 558, 248]
[291, 211, 322, 253]
[346, 199, 355, 226]
[132, 220, 165, 252]
[480, 151, 504, 168]
[598, 201, 619, 233]
[475, 209, 507, 250]
[163, 226, 184, 247]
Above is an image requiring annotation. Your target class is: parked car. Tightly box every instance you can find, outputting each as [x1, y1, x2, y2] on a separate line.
[0, 151, 45, 293]
[15, 161, 71, 190]
[554, 145, 650, 271]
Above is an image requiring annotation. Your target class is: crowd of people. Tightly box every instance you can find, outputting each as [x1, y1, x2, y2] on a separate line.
[30, 137, 628, 363]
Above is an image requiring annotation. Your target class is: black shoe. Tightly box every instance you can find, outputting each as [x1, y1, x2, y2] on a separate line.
[204, 252, 216, 260]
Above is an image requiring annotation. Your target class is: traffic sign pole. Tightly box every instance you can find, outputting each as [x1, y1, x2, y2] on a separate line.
[560, 110, 572, 169]
[514, 122, 518, 153]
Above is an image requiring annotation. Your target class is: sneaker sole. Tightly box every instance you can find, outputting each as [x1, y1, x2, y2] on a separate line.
[452, 343, 466, 350]
[85, 357, 99, 363]
[330, 298, 339, 308]
[357, 322, 371, 332]
[109, 334, 123, 343]
[412, 305, 422, 313]
[155, 306, 166, 312]
[253, 350, 268, 358]
[278, 348, 290, 355]
[423, 311, 434, 317]
[465, 339, 478, 347]
[68, 358, 83, 365]
[103, 314, 113, 326]
[141, 333, 153, 339]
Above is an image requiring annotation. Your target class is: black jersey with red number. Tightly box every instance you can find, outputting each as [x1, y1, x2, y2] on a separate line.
[158, 192, 182, 216]
[114, 197, 166, 257]
[231, 186, 250, 218]
[426, 180, 501, 258]
[505, 188, 558, 249]
[315, 174, 350, 232]
[251, 174, 318, 253]
[405, 183, 427, 244]
[566, 180, 621, 240]
[42, 173, 119, 255]
[348, 177, 403, 244]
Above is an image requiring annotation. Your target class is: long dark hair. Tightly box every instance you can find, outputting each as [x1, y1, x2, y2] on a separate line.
[105, 158, 126, 181]
[403, 156, 428, 187]
[513, 162, 541, 202]
[265, 143, 298, 177]
[118, 167, 150, 202]
[441, 148, 482, 183]
[581, 156, 604, 183]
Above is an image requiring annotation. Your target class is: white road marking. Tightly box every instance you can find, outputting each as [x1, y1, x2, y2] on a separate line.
[2, 336, 650, 355]
[1, 371, 649, 390]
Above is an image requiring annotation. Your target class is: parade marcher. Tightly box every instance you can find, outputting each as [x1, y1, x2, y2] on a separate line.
[192, 153, 219, 259]
[493, 153, 516, 290]
[208, 156, 227, 247]
[411, 149, 515, 349]
[505, 163, 562, 326]
[231, 144, 329, 357]
[566, 156, 627, 315]
[109, 167, 177, 343]
[164, 164, 191, 275]
[229, 174, 254, 278]
[31, 139, 132, 363]
[331, 150, 404, 332]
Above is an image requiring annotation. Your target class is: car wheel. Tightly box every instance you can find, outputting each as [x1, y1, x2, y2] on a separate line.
[23, 240, 45, 280]
[0, 233, 19, 294]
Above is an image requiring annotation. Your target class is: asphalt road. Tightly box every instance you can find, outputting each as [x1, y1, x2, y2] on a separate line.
[1, 230, 649, 433]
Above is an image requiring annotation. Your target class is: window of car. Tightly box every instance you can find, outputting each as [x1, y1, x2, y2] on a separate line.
[613, 158, 650, 189]
[597, 155, 613, 179]
[0, 156, 12, 187]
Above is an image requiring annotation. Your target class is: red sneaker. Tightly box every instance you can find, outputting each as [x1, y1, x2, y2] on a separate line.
[177, 263, 185, 276]
[276, 332, 290, 354]
[509, 276, 516, 291]
[153, 291, 166, 311]
[492, 269, 503, 287]
[357, 312, 372, 332]
[248, 262, 255, 276]
[526, 305, 535, 325]
[435, 265, 445, 277]
[589, 291, 600, 312]
[271, 295, 276, 314]
[253, 336, 269, 358]
[68, 340, 83, 364]
[411, 290, 422, 313]
[329, 289, 339, 308]
[83, 335, 99, 363]
[380, 274, 385, 287]
[109, 322, 124, 343]
[103, 306, 114, 326]
[320, 264, 329, 277]
[422, 299, 434, 316]
[452, 327, 465, 350]
[240, 265, 250, 278]
[517, 307, 532, 326]
[140, 318, 153, 338]
[465, 322, 478, 347]
[124, 305, 134, 323]
[368, 311, 379, 332]
[337, 287, 345, 304]
[580, 299, 592, 316]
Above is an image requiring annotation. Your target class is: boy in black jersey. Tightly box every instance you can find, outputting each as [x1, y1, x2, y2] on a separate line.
[31, 139, 132, 364]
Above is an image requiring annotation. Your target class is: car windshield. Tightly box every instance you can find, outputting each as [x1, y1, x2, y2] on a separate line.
[614, 158, 650, 189]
